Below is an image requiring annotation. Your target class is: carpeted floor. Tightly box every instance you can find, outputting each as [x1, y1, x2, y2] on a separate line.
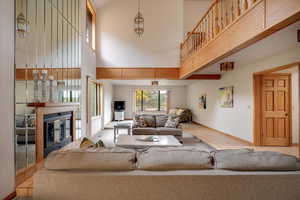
[94, 121, 216, 151]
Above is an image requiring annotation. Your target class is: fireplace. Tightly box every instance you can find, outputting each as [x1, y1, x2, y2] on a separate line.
[43, 112, 73, 157]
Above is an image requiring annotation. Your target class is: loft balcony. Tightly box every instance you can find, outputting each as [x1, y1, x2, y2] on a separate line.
[180, 0, 300, 79]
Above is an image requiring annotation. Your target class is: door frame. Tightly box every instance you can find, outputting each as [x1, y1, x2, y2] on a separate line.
[253, 71, 293, 146]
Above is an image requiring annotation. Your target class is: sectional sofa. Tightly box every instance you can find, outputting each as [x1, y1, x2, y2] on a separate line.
[33, 144, 300, 200]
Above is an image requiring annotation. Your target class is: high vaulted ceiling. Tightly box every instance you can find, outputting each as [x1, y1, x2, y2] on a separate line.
[94, 0, 111, 8]
[93, 0, 209, 8]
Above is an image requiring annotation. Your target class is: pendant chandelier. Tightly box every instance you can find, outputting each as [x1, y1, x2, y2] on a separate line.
[134, 0, 144, 37]
[16, 0, 30, 38]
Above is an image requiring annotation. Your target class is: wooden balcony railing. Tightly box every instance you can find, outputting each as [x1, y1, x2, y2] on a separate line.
[181, 0, 258, 62]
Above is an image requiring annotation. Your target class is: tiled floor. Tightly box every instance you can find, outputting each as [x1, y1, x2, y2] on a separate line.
[16, 122, 299, 198]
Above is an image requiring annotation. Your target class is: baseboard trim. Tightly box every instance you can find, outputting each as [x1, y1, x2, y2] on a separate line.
[192, 121, 254, 146]
[3, 191, 16, 200]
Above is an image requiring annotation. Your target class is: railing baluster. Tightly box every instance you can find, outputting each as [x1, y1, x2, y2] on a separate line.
[237, 0, 241, 16]
[211, 11, 213, 40]
[231, 0, 235, 22]
[208, 14, 211, 41]
[215, 0, 220, 35]
[244, 0, 249, 11]
[201, 23, 204, 47]
[211, 8, 213, 40]
[225, 0, 229, 26]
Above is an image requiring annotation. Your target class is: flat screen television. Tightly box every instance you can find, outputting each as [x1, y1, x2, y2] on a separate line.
[114, 101, 125, 111]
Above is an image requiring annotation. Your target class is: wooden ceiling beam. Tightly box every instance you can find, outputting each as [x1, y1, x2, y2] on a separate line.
[96, 67, 179, 80]
[186, 74, 221, 80]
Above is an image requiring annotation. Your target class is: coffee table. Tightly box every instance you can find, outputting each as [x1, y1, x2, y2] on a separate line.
[115, 135, 182, 148]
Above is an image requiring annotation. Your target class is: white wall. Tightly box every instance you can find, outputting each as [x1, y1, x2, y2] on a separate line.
[96, 0, 183, 67]
[273, 67, 299, 144]
[0, 0, 15, 198]
[114, 85, 187, 119]
[183, 0, 211, 34]
[187, 46, 300, 143]
[81, 0, 97, 137]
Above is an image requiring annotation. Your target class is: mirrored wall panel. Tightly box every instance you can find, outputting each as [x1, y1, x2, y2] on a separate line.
[15, 0, 82, 173]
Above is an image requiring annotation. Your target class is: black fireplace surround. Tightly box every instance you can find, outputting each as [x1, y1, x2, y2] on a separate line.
[44, 112, 73, 157]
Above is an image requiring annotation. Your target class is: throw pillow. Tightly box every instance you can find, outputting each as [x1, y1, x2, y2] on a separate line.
[176, 108, 185, 116]
[80, 137, 105, 149]
[168, 109, 177, 115]
[165, 117, 179, 128]
[136, 116, 148, 127]
[141, 115, 156, 127]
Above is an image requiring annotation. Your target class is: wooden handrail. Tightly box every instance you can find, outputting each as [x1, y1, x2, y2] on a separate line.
[183, 0, 218, 45]
[181, 0, 259, 63]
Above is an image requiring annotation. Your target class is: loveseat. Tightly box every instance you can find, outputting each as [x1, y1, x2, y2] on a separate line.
[33, 143, 300, 200]
[168, 107, 192, 123]
[132, 114, 183, 141]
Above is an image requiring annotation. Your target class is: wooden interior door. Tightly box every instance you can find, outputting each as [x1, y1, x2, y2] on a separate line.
[261, 74, 291, 146]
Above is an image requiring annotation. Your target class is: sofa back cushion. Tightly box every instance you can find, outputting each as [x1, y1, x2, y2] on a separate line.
[155, 115, 169, 127]
[165, 116, 180, 128]
[135, 114, 156, 127]
[214, 149, 300, 171]
[137, 147, 213, 170]
[45, 147, 136, 171]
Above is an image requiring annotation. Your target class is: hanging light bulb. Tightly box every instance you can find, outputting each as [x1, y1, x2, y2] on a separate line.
[134, 0, 144, 37]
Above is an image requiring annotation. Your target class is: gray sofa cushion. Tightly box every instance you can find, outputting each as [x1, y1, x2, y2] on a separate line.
[214, 150, 300, 171]
[45, 147, 136, 171]
[157, 128, 182, 136]
[132, 128, 158, 135]
[155, 115, 169, 127]
[297, 161, 300, 170]
[137, 147, 213, 170]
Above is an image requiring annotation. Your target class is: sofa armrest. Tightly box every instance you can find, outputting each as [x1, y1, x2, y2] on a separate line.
[132, 121, 139, 128]
[177, 124, 183, 129]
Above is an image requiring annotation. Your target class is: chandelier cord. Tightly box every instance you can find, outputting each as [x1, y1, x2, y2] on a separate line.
[138, 0, 141, 12]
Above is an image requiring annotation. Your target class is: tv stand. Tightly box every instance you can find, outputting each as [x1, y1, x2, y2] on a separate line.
[114, 111, 124, 121]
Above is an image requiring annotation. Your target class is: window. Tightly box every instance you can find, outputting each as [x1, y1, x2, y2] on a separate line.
[135, 90, 168, 112]
[86, 0, 95, 50]
[86, 9, 93, 45]
[90, 82, 102, 117]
